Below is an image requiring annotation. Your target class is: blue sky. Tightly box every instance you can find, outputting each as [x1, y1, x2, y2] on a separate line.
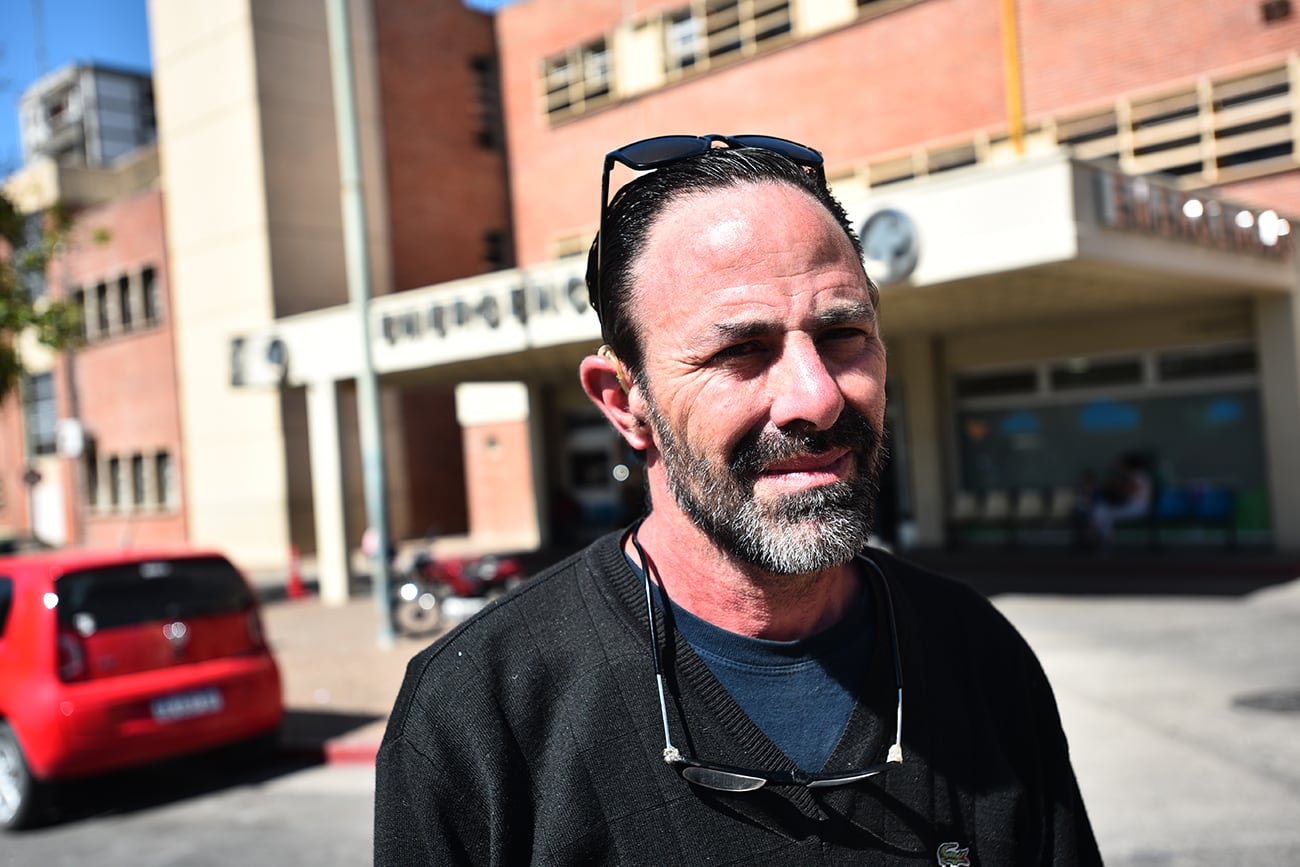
[0, 0, 514, 174]
[0, 0, 152, 172]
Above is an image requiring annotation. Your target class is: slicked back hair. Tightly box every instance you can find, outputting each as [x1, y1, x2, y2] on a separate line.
[585, 147, 875, 382]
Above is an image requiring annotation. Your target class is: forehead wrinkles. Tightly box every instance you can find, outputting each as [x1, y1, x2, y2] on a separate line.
[628, 184, 864, 334]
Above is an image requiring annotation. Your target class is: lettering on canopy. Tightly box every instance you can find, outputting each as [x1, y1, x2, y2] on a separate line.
[379, 270, 590, 347]
[1097, 170, 1293, 258]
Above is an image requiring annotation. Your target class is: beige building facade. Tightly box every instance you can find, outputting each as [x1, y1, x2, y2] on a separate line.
[146, 0, 1300, 602]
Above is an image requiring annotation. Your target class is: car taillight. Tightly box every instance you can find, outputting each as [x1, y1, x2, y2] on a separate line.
[58, 628, 88, 682]
[246, 609, 266, 649]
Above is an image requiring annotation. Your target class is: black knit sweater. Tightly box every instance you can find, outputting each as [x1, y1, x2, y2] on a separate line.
[375, 531, 1101, 865]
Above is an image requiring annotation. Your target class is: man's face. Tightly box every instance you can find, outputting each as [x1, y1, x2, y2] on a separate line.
[629, 182, 887, 575]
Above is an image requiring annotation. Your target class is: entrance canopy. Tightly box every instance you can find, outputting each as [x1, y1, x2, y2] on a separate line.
[232, 152, 1295, 390]
[838, 153, 1296, 336]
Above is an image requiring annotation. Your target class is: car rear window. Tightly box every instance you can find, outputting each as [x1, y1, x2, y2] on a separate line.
[0, 577, 12, 638]
[55, 557, 253, 632]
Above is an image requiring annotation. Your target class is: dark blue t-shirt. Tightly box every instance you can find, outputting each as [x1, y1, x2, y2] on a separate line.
[636, 562, 874, 773]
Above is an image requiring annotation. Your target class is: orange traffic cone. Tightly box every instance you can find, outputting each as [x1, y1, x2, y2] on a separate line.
[287, 544, 307, 600]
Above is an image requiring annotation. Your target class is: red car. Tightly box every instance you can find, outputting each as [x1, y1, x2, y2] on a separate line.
[0, 549, 283, 830]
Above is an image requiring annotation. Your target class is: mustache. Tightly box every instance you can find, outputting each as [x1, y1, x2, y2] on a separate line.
[728, 407, 882, 480]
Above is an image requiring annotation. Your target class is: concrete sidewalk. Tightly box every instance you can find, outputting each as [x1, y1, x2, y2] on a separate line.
[253, 547, 1300, 771]
[260, 592, 437, 765]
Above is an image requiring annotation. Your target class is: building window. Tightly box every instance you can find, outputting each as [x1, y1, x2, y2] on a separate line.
[542, 38, 611, 120]
[665, 10, 703, 74]
[84, 440, 99, 508]
[1158, 346, 1258, 382]
[142, 266, 160, 325]
[954, 368, 1038, 400]
[108, 456, 123, 509]
[95, 282, 110, 334]
[71, 288, 87, 342]
[484, 230, 509, 271]
[470, 56, 503, 150]
[118, 274, 133, 332]
[701, 0, 791, 64]
[155, 451, 173, 508]
[20, 214, 47, 300]
[1048, 357, 1144, 391]
[21, 373, 57, 457]
[131, 453, 146, 507]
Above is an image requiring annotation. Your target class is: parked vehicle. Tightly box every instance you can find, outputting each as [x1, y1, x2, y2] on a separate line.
[392, 549, 526, 637]
[0, 549, 283, 830]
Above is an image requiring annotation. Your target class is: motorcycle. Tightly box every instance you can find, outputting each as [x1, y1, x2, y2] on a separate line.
[391, 548, 526, 637]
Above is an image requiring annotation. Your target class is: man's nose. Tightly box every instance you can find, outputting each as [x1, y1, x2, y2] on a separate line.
[768, 338, 844, 431]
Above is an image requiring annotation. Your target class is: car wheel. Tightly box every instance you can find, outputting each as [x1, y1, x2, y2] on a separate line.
[393, 589, 445, 637]
[0, 721, 48, 831]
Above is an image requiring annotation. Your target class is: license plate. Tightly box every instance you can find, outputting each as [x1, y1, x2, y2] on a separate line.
[151, 687, 224, 723]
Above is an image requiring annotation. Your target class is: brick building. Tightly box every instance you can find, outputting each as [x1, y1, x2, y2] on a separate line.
[230, 0, 1300, 600]
[16, 0, 1289, 600]
[1, 145, 183, 549]
[147, 0, 511, 596]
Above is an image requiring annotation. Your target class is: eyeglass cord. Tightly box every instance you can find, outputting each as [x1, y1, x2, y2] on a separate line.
[630, 520, 903, 767]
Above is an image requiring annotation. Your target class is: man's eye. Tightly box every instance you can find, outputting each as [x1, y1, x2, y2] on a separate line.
[820, 328, 870, 346]
[713, 342, 764, 361]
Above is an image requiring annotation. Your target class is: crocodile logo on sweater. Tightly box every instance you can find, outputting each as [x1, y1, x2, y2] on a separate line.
[937, 841, 971, 866]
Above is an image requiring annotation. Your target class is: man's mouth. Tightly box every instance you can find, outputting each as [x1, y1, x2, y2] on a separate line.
[756, 448, 852, 491]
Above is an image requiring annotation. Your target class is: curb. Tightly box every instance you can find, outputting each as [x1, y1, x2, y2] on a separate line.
[281, 735, 382, 766]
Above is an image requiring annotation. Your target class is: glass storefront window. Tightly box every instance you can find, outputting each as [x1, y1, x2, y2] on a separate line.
[956, 388, 1268, 531]
[1048, 357, 1143, 390]
[954, 368, 1037, 400]
[1158, 346, 1257, 381]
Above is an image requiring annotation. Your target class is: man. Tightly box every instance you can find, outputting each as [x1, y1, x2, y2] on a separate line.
[375, 135, 1101, 865]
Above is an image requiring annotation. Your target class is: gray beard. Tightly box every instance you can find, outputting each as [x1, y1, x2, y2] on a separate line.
[645, 396, 884, 575]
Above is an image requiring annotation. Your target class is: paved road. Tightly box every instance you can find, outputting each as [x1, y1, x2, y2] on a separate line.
[2, 754, 375, 867]
[995, 578, 1300, 866]
[4, 575, 1298, 865]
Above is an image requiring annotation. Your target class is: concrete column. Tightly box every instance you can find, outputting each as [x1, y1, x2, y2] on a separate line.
[892, 335, 947, 548]
[306, 379, 352, 605]
[526, 381, 550, 547]
[1254, 293, 1300, 549]
[455, 382, 540, 551]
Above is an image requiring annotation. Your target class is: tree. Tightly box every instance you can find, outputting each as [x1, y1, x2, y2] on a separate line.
[0, 189, 80, 403]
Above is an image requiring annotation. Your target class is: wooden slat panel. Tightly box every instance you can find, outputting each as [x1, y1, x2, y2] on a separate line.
[1071, 139, 1121, 160]
[1129, 142, 1204, 173]
[1131, 116, 1201, 146]
[1214, 124, 1295, 155]
[1212, 94, 1292, 129]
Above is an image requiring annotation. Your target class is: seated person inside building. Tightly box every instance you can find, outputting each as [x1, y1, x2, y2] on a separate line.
[1090, 451, 1154, 543]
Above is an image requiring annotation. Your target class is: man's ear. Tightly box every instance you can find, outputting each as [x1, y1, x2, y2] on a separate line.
[579, 349, 652, 451]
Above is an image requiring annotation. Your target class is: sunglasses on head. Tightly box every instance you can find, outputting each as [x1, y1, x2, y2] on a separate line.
[593, 134, 826, 332]
[630, 520, 905, 793]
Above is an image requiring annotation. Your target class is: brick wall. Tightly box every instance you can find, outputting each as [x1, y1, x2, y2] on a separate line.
[1019, 0, 1300, 117]
[1218, 168, 1300, 216]
[461, 416, 536, 547]
[46, 186, 187, 548]
[373, 0, 512, 292]
[499, 0, 1010, 266]
[498, 0, 1300, 267]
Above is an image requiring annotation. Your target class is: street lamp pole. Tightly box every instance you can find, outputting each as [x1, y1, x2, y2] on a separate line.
[324, 0, 395, 648]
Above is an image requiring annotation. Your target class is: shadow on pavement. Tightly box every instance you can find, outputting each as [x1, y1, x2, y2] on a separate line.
[37, 738, 321, 829]
[280, 708, 384, 757]
[905, 547, 1300, 598]
[29, 710, 382, 830]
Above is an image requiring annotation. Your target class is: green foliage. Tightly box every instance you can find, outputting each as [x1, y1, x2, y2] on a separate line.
[0, 190, 81, 402]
